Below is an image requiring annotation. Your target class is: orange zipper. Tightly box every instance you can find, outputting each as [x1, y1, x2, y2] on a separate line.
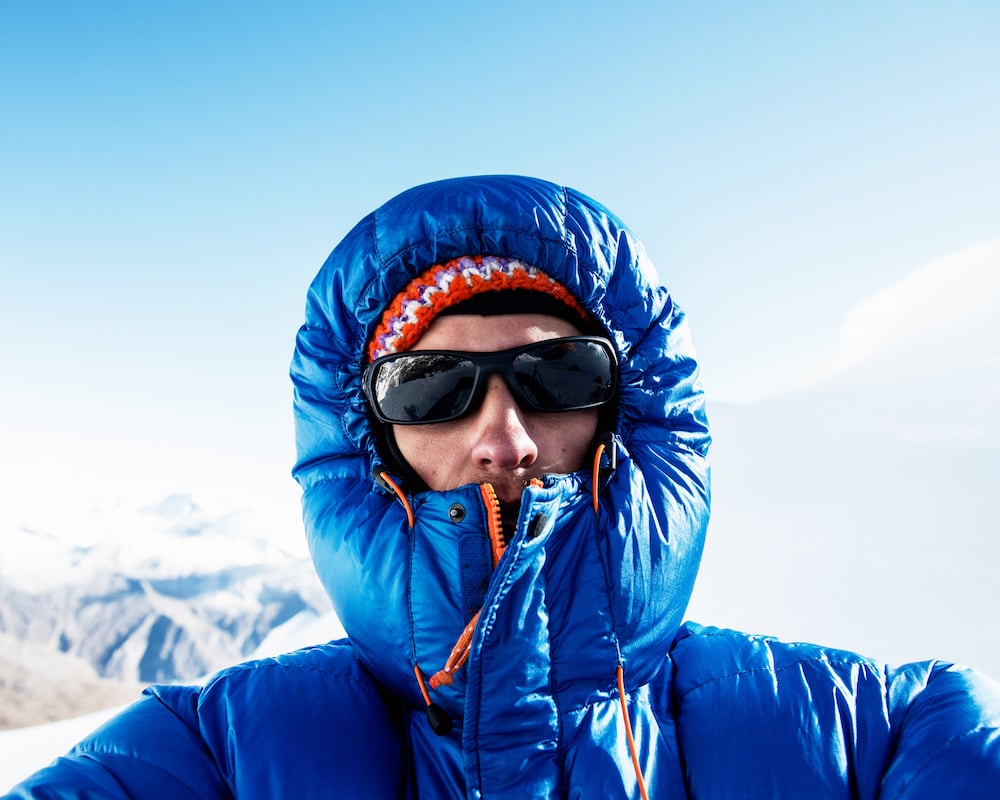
[480, 483, 506, 567]
[429, 483, 510, 689]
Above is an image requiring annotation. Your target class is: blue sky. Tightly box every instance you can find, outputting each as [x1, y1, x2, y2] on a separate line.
[2, 2, 999, 532]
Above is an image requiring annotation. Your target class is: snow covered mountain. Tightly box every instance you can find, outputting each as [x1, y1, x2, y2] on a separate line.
[0, 493, 332, 685]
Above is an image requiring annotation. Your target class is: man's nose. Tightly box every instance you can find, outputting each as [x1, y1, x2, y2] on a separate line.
[469, 375, 538, 470]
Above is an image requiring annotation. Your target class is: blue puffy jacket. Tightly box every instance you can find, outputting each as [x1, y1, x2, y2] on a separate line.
[7, 176, 1000, 798]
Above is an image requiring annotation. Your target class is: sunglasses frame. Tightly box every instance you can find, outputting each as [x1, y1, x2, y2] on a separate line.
[363, 335, 619, 425]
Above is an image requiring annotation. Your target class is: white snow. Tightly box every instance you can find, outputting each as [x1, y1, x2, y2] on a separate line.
[0, 610, 348, 791]
[0, 707, 121, 792]
[1, 492, 304, 594]
[687, 240, 1000, 676]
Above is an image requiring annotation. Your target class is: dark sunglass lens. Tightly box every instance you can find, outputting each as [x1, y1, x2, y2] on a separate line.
[513, 340, 615, 410]
[373, 354, 476, 422]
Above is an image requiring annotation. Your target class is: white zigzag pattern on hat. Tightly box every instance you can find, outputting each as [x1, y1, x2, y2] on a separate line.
[381, 256, 537, 353]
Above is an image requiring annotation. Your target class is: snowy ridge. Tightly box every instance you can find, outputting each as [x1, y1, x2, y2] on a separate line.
[0, 493, 331, 685]
[0, 611, 345, 791]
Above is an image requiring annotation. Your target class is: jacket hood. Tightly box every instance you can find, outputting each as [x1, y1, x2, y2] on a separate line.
[290, 175, 711, 721]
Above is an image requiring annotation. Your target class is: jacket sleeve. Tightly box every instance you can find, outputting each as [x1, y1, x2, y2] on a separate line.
[2, 687, 230, 799]
[3, 643, 406, 800]
[880, 660, 1000, 798]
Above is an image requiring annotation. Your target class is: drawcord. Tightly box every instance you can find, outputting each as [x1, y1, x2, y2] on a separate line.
[593, 439, 647, 798]
[591, 442, 604, 512]
[591, 431, 618, 513]
[429, 610, 479, 688]
[414, 664, 454, 736]
[617, 665, 650, 800]
[374, 469, 415, 529]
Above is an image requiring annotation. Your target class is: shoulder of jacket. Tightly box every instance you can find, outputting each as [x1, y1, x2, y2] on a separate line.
[671, 623, 1000, 794]
[670, 621, 886, 698]
[199, 638, 380, 696]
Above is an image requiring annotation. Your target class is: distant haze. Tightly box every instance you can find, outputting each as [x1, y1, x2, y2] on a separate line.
[689, 240, 1000, 676]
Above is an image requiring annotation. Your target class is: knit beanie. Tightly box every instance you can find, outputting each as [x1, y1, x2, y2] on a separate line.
[367, 255, 592, 361]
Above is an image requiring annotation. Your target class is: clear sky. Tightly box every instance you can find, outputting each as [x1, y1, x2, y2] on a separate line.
[2, 2, 999, 540]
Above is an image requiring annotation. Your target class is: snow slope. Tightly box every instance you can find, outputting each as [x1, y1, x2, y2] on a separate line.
[688, 240, 1000, 675]
[0, 610, 345, 791]
[1, 493, 331, 685]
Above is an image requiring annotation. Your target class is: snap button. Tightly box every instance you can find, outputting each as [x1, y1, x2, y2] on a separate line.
[526, 512, 548, 540]
[448, 503, 466, 523]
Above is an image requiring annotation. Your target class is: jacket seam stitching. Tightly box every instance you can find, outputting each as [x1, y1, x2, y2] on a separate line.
[203, 655, 379, 694]
[374, 224, 574, 264]
[676, 655, 868, 698]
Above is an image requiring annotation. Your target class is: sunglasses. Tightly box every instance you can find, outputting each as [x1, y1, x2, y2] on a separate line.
[364, 336, 618, 425]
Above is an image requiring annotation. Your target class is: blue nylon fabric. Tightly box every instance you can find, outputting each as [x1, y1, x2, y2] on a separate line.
[7, 176, 1000, 798]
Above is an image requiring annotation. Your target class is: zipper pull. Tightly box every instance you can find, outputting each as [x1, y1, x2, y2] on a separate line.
[413, 665, 454, 736]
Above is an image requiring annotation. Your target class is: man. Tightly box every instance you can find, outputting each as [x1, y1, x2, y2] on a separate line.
[6, 175, 999, 797]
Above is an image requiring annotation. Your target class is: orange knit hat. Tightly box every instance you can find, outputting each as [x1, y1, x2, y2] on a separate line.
[367, 255, 590, 361]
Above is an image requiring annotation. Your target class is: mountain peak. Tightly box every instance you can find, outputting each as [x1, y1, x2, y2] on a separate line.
[140, 493, 201, 521]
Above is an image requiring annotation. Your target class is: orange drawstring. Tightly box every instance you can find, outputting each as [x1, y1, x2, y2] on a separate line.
[414, 664, 453, 736]
[617, 665, 649, 800]
[591, 434, 617, 513]
[591, 441, 606, 513]
[593, 447, 644, 795]
[378, 470, 414, 529]
[414, 664, 434, 706]
[429, 610, 480, 688]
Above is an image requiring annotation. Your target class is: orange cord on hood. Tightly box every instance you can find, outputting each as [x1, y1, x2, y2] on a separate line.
[591, 442, 606, 513]
[377, 470, 414, 529]
[591, 444, 646, 797]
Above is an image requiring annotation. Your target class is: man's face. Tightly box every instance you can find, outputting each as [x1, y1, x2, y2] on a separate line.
[391, 313, 600, 505]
